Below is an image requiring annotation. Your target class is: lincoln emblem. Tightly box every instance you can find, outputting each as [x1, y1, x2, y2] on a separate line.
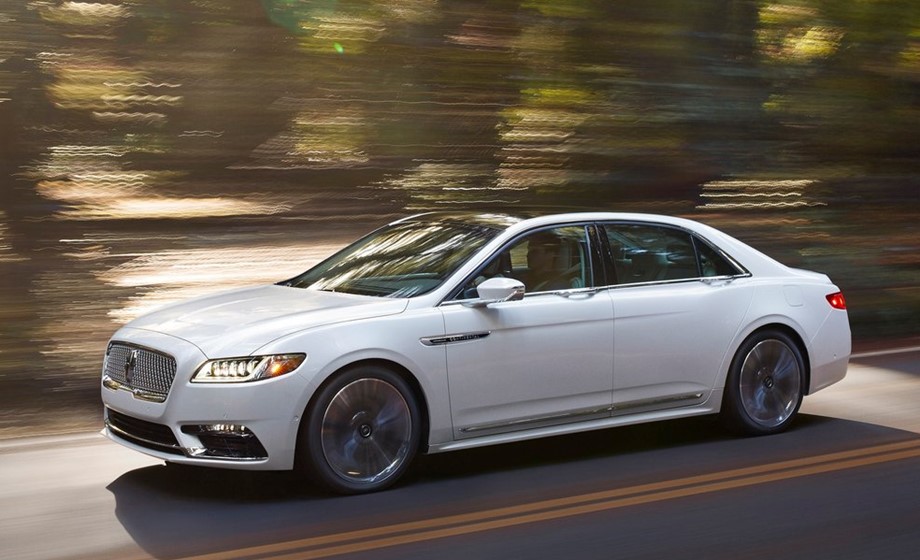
[124, 350, 138, 385]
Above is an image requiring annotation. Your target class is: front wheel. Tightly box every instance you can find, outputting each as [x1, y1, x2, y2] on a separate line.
[721, 330, 805, 436]
[299, 366, 420, 494]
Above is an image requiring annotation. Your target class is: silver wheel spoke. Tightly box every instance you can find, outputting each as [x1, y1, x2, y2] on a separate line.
[739, 339, 801, 428]
[321, 378, 412, 484]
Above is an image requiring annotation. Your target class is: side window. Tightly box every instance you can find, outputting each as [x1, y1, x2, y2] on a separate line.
[604, 224, 698, 284]
[694, 238, 743, 277]
[457, 225, 591, 297]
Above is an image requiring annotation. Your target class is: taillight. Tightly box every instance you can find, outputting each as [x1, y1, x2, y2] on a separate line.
[826, 291, 846, 310]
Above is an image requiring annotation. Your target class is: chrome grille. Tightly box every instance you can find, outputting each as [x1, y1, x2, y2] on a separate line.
[104, 343, 177, 401]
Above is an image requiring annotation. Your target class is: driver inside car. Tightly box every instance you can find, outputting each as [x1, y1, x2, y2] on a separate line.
[520, 232, 581, 292]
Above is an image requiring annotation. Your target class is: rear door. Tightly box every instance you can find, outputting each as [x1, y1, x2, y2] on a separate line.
[601, 222, 754, 414]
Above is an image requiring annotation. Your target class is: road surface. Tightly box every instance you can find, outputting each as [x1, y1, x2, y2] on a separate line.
[1, 349, 918, 560]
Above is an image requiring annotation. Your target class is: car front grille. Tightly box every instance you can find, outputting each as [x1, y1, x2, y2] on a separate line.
[103, 343, 177, 402]
[106, 408, 183, 456]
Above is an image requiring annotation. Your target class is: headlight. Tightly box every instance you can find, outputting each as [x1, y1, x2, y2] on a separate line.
[191, 354, 306, 383]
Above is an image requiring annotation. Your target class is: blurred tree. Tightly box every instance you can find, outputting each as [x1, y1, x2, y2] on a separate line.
[757, 0, 919, 172]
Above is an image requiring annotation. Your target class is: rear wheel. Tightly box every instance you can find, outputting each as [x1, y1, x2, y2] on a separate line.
[300, 365, 420, 494]
[722, 330, 804, 435]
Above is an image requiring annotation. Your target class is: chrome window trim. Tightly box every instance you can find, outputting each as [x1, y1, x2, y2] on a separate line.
[601, 273, 752, 291]
[597, 220, 751, 289]
[440, 221, 599, 305]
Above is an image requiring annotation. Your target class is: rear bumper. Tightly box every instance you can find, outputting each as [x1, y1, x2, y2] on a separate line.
[807, 308, 851, 394]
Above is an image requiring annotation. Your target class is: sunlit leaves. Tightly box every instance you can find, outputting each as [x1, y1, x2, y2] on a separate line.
[758, 3, 843, 64]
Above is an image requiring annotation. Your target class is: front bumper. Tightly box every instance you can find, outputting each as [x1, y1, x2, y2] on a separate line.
[100, 327, 311, 470]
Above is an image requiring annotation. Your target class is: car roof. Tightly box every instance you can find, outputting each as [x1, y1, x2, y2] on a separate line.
[397, 211, 713, 234]
[395, 210, 792, 279]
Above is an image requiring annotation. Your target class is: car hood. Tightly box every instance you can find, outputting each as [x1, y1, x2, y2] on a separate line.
[123, 284, 409, 357]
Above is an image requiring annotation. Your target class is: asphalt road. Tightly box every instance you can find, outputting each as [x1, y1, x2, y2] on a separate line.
[2, 349, 918, 560]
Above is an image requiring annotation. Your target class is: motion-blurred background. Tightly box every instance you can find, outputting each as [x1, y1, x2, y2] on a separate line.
[1, 0, 917, 438]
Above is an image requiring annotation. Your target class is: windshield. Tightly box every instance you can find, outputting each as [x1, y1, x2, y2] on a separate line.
[282, 220, 501, 297]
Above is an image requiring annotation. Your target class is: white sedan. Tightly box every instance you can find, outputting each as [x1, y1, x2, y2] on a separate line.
[101, 212, 850, 493]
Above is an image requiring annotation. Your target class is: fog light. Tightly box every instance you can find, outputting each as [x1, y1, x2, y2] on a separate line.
[181, 424, 268, 460]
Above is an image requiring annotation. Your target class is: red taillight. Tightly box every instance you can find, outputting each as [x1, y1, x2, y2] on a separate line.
[826, 291, 847, 310]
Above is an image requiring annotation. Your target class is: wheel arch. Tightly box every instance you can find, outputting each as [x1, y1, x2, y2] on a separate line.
[730, 322, 811, 396]
[718, 322, 811, 435]
[295, 357, 432, 464]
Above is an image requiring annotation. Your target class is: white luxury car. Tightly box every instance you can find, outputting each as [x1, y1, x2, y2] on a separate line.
[101, 212, 850, 493]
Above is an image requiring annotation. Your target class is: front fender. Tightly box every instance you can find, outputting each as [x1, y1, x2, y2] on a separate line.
[254, 307, 452, 449]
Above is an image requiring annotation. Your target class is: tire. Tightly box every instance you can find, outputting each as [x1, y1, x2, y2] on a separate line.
[299, 365, 420, 494]
[721, 329, 805, 436]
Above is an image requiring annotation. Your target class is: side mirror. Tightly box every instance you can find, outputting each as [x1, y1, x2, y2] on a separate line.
[462, 277, 525, 308]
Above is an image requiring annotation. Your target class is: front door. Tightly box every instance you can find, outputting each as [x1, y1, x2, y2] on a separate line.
[439, 225, 614, 439]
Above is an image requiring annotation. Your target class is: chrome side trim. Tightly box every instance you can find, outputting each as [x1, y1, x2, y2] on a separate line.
[459, 405, 613, 434]
[429, 404, 721, 455]
[458, 392, 706, 434]
[613, 392, 704, 411]
[420, 331, 491, 346]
